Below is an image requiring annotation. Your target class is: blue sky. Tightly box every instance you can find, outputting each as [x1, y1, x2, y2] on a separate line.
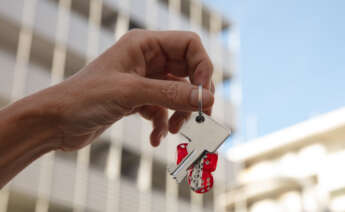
[204, 0, 345, 145]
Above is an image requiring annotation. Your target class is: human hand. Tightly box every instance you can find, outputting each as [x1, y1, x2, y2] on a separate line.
[49, 30, 214, 150]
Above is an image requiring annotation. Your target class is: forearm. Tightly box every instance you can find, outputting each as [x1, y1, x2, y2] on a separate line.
[0, 90, 61, 188]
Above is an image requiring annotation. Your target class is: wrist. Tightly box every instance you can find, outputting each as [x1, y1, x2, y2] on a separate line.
[0, 90, 63, 155]
[0, 91, 62, 187]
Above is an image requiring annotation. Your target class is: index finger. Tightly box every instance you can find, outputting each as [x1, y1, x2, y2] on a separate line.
[152, 31, 213, 89]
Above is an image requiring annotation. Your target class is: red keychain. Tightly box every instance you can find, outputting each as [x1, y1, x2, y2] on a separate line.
[168, 86, 230, 193]
[176, 143, 218, 193]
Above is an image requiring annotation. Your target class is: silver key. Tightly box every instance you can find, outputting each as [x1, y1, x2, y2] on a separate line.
[168, 112, 231, 183]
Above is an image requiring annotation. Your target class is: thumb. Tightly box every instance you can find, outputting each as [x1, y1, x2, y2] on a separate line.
[132, 77, 214, 111]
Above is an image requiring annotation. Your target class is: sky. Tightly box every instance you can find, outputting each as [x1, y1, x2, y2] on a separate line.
[203, 0, 345, 146]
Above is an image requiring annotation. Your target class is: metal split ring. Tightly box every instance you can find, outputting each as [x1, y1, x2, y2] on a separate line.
[196, 85, 205, 123]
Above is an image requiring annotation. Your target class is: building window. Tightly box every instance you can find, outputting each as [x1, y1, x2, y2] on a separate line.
[151, 159, 166, 192]
[89, 139, 111, 171]
[178, 180, 191, 202]
[121, 148, 140, 181]
[7, 192, 36, 212]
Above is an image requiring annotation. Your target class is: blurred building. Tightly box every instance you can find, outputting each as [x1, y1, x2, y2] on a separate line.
[224, 107, 345, 212]
[0, 0, 237, 212]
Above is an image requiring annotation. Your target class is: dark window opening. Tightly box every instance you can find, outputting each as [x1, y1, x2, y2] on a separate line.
[151, 159, 167, 192]
[129, 20, 144, 30]
[121, 148, 140, 181]
[202, 188, 214, 209]
[89, 139, 111, 171]
[201, 7, 211, 33]
[180, 0, 191, 20]
[55, 150, 77, 162]
[48, 201, 73, 212]
[50, 0, 144, 34]
[178, 180, 191, 202]
[7, 191, 36, 212]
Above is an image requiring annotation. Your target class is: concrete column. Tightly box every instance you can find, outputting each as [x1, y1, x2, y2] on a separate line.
[1, 1, 37, 212]
[73, 1, 103, 211]
[11, 0, 38, 101]
[105, 2, 130, 210]
[146, 0, 157, 30]
[168, 0, 181, 29]
[114, 0, 130, 41]
[165, 112, 179, 212]
[190, 0, 202, 34]
[105, 126, 123, 212]
[35, 1, 71, 211]
[138, 119, 153, 212]
[209, 12, 223, 85]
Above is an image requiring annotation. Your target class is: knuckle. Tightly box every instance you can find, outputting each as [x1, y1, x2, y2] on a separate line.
[126, 28, 144, 37]
[114, 74, 139, 108]
[117, 29, 143, 45]
[189, 31, 202, 42]
[207, 60, 214, 74]
[122, 29, 145, 42]
[199, 60, 213, 79]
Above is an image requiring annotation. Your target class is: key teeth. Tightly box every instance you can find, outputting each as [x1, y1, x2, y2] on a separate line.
[167, 164, 187, 183]
[174, 170, 187, 183]
[167, 164, 177, 174]
[175, 176, 185, 183]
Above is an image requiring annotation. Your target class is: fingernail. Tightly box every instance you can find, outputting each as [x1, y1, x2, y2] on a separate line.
[162, 130, 168, 138]
[159, 131, 167, 140]
[190, 88, 214, 107]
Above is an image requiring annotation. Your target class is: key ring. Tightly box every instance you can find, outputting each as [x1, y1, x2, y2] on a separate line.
[196, 85, 205, 123]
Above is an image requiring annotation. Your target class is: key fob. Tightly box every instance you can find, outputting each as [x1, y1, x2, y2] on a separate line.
[176, 143, 218, 193]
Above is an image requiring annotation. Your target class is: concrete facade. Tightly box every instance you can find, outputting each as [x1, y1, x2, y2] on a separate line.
[0, 0, 237, 212]
[225, 107, 345, 212]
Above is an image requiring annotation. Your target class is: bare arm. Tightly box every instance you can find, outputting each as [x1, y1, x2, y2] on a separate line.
[0, 90, 61, 187]
[0, 30, 215, 188]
